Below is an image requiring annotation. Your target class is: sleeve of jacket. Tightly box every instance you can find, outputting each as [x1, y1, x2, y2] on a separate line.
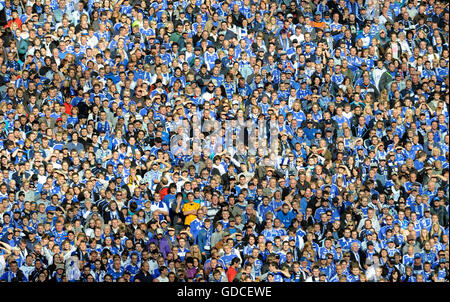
[197, 230, 206, 253]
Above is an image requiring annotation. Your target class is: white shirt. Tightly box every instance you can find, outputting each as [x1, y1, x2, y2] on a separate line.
[156, 275, 169, 282]
[0, 256, 6, 276]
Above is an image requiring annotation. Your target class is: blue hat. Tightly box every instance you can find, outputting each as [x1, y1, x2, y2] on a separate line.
[300, 257, 307, 262]
[414, 253, 422, 259]
[387, 238, 394, 243]
[374, 110, 382, 115]
[46, 208, 55, 213]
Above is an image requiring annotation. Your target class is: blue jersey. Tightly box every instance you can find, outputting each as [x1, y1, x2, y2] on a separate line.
[107, 267, 125, 280]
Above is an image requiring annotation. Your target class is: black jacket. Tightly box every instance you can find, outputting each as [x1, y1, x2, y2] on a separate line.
[349, 249, 367, 270]
[134, 270, 154, 282]
[0, 7, 7, 26]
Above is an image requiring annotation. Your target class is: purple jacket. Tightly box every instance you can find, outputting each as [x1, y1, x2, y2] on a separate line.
[148, 236, 171, 258]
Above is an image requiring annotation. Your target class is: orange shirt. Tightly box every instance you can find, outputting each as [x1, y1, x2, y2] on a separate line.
[311, 21, 325, 30]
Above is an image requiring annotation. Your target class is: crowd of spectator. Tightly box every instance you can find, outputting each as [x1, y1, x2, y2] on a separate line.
[0, 0, 448, 282]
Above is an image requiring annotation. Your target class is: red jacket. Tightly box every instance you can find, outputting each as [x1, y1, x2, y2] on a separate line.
[226, 266, 238, 282]
[5, 17, 22, 29]
[64, 101, 73, 115]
